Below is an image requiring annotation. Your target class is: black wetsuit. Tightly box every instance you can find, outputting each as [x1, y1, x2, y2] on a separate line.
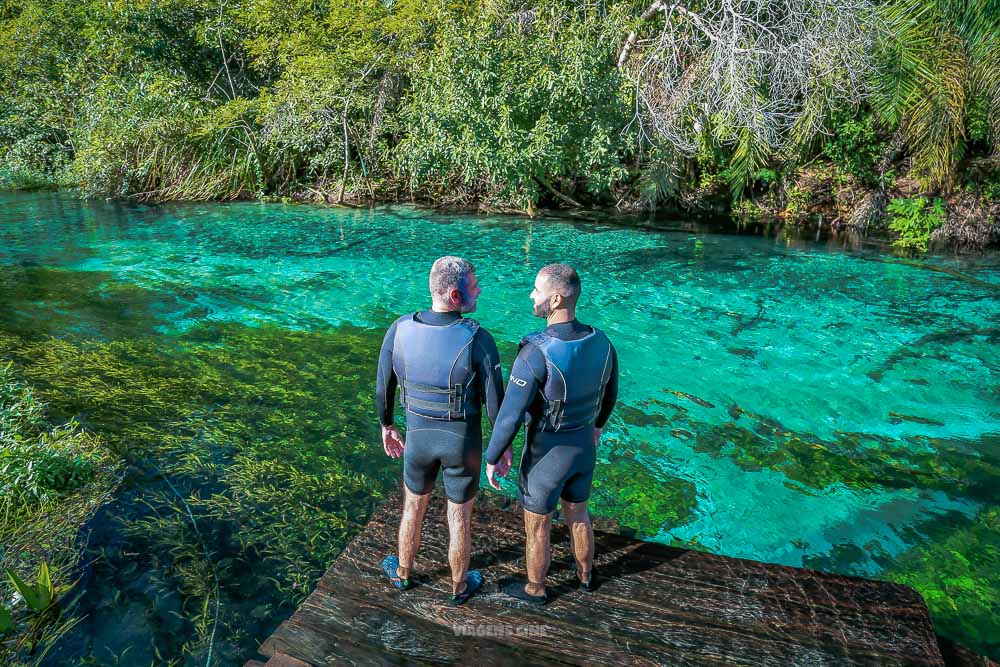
[376, 310, 505, 503]
[485, 320, 618, 514]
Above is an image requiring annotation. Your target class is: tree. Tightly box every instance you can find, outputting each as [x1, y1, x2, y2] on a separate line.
[619, 0, 876, 196]
[872, 0, 1000, 189]
[396, 0, 636, 208]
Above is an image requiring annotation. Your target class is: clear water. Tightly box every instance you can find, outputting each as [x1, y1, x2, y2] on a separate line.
[1, 190, 998, 663]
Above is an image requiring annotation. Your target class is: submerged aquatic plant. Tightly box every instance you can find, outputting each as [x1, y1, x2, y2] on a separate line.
[0, 362, 122, 664]
[0, 606, 12, 635]
[888, 505, 1000, 659]
[2, 298, 400, 662]
[5, 562, 67, 613]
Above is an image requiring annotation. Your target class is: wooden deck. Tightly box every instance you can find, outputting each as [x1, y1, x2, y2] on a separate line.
[246, 490, 959, 666]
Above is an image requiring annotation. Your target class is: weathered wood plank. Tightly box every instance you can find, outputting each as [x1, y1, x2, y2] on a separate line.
[251, 489, 946, 666]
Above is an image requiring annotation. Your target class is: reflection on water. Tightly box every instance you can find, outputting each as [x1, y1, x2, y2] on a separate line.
[1, 190, 998, 662]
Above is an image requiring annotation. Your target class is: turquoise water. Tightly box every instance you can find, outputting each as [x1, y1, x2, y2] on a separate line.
[1, 190, 998, 662]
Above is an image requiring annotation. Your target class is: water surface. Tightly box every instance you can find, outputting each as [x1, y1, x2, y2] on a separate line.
[1, 191, 997, 662]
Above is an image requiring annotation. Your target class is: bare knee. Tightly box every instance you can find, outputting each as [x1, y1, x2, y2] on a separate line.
[562, 500, 590, 525]
[524, 508, 553, 537]
[404, 486, 431, 510]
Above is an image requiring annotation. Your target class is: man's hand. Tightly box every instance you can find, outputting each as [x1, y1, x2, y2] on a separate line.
[593, 427, 602, 446]
[497, 448, 513, 477]
[382, 425, 405, 458]
[487, 449, 513, 490]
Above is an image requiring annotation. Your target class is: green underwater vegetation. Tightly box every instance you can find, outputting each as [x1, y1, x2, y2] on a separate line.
[886, 506, 1000, 660]
[612, 398, 1000, 658]
[0, 361, 122, 663]
[0, 269, 403, 662]
[590, 448, 697, 538]
[0, 225, 996, 661]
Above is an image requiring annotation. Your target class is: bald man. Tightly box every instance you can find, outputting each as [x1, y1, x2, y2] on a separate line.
[485, 263, 618, 604]
[376, 256, 505, 605]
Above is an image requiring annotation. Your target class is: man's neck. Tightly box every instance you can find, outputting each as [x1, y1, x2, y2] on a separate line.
[546, 310, 576, 326]
[430, 303, 459, 314]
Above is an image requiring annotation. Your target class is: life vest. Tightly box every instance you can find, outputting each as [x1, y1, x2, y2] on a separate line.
[392, 313, 480, 420]
[522, 326, 613, 432]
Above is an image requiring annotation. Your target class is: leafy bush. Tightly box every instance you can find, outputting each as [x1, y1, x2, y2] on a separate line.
[0, 99, 71, 188]
[0, 363, 104, 511]
[70, 74, 267, 200]
[396, 1, 635, 207]
[887, 196, 946, 250]
[823, 107, 890, 187]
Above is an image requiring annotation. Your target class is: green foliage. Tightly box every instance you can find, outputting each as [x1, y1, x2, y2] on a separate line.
[783, 184, 813, 225]
[71, 76, 267, 200]
[0, 605, 12, 635]
[0, 0, 997, 213]
[636, 147, 680, 209]
[887, 196, 946, 250]
[5, 561, 68, 612]
[396, 0, 635, 207]
[0, 360, 121, 663]
[823, 107, 892, 187]
[732, 199, 762, 227]
[888, 506, 1000, 660]
[0, 363, 105, 512]
[721, 124, 772, 200]
[872, 0, 999, 189]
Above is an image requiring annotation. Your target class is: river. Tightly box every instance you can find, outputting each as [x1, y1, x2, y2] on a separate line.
[1, 190, 997, 663]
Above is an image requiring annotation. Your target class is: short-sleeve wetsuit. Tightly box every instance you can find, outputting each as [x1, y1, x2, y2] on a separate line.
[376, 310, 505, 503]
[485, 319, 618, 514]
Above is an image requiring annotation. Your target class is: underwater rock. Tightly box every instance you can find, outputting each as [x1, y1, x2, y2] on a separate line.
[618, 404, 671, 428]
[888, 411, 945, 426]
[663, 388, 716, 409]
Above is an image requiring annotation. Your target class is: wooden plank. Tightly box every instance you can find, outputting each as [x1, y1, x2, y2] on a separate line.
[265, 653, 313, 667]
[250, 489, 946, 666]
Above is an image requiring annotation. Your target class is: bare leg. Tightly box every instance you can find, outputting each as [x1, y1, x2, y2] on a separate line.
[397, 485, 431, 579]
[447, 497, 475, 594]
[562, 500, 594, 583]
[523, 508, 553, 597]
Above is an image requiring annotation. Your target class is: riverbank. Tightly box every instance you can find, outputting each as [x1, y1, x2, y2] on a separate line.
[3, 174, 998, 255]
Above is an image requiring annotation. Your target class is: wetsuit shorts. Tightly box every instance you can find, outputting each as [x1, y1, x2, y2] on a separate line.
[518, 427, 596, 515]
[403, 413, 482, 503]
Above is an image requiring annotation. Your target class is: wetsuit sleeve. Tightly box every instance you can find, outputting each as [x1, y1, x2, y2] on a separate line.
[474, 329, 505, 426]
[485, 343, 546, 465]
[595, 342, 619, 429]
[375, 320, 399, 427]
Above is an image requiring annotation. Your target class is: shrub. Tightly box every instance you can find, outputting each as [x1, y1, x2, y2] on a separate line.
[0, 363, 105, 512]
[823, 107, 891, 188]
[887, 196, 946, 250]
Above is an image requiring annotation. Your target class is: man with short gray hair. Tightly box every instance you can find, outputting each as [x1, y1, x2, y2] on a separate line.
[485, 263, 618, 604]
[375, 256, 507, 604]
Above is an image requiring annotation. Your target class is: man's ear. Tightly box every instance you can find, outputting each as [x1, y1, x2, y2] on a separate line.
[450, 287, 463, 306]
[551, 293, 563, 309]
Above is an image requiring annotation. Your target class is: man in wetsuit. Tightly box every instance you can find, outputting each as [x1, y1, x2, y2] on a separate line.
[485, 263, 618, 604]
[375, 256, 507, 604]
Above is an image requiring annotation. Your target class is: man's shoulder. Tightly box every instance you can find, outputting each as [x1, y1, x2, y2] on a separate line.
[518, 330, 547, 347]
[391, 312, 418, 326]
[516, 333, 548, 366]
[471, 321, 497, 343]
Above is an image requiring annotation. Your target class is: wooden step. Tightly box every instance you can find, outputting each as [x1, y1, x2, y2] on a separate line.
[248, 490, 948, 666]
